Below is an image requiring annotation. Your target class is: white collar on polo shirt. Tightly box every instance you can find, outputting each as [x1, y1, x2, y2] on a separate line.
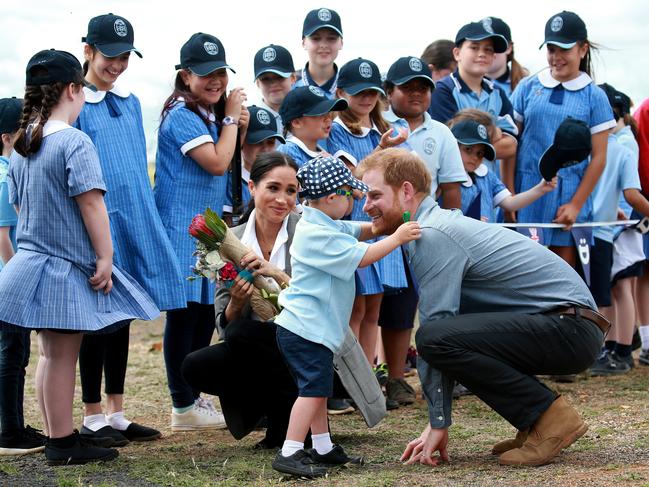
[537, 69, 592, 91]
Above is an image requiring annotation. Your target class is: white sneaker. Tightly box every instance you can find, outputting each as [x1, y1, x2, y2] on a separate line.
[196, 396, 218, 414]
[171, 401, 227, 431]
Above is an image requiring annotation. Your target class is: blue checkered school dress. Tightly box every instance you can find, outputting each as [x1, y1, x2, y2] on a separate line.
[75, 88, 186, 311]
[154, 102, 228, 305]
[459, 166, 510, 223]
[512, 70, 615, 246]
[0, 125, 159, 332]
[327, 119, 407, 293]
[277, 136, 325, 168]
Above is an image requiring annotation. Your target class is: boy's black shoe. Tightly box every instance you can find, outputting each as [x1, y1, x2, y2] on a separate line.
[0, 426, 46, 456]
[45, 431, 118, 466]
[80, 425, 129, 447]
[272, 449, 328, 478]
[120, 423, 161, 442]
[308, 444, 364, 466]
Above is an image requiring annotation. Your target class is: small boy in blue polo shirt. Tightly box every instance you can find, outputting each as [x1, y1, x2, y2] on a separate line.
[272, 155, 420, 478]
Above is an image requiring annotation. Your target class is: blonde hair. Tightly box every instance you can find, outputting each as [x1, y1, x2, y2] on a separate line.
[358, 148, 431, 194]
[337, 94, 389, 135]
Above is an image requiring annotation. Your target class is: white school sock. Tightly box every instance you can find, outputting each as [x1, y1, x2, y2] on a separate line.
[639, 325, 649, 350]
[312, 432, 334, 455]
[106, 411, 132, 431]
[281, 440, 304, 457]
[83, 413, 110, 432]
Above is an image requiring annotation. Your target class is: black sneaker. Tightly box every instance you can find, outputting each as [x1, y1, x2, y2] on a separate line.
[272, 449, 328, 478]
[0, 427, 46, 456]
[385, 396, 399, 410]
[120, 423, 161, 442]
[80, 425, 129, 447]
[308, 444, 364, 466]
[611, 351, 634, 369]
[639, 349, 649, 366]
[45, 432, 118, 466]
[326, 398, 355, 415]
[590, 351, 630, 376]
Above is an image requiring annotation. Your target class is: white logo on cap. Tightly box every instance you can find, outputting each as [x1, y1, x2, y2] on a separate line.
[318, 8, 332, 21]
[359, 62, 372, 79]
[478, 124, 488, 140]
[551, 16, 563, 32]
[204, 42, 219, 56]
[308, 85, 325, 97]
[262, 47, 276, 63]
[408, 57, 423, 72]
[114, 19, 128, 37]
[423, 137, 436, 155]
[482, 17, 494, 34]
[256, 110, 271, 125]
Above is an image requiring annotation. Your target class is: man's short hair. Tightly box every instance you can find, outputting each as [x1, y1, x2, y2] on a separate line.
[358, 148, 431, 195]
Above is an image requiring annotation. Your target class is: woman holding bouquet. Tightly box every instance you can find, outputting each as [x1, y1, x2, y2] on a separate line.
[182, 151, 301, 449]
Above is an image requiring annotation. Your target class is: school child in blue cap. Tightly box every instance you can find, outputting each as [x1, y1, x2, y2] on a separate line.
[293, 8, 343, 98]
[0, 97, 47, 456]
[0, 48, 158, 465]
[272, 154, 421, 478]
[511, 11, 615, 267]
[483, 17, 529, 99]
[75, 12, 183, 446]
[155, 32, 249, 431]
[277, 85, 347, 167]
[253, 44, 296, 133]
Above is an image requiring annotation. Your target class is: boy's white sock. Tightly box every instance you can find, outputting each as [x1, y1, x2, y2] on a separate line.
[106, 411, 132, 431]
[83, 413, 109, 432]
[312, 432, 334, 454]
[639, 325, 649, 350]
[281, 440, 304, 457]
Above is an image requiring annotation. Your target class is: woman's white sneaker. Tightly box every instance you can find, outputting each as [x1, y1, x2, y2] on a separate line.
[171, 401, 226, 431]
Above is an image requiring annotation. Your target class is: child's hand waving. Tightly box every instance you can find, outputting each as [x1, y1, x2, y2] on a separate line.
[394, 221, 421, 244]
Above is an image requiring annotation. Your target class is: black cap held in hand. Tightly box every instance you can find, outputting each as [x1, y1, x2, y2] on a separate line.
[539, 117, 592, 181]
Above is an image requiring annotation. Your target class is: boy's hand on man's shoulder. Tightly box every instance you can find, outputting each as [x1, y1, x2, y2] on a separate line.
[394, 221, 421, 244]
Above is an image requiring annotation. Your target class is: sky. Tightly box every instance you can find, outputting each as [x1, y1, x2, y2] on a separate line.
[1, 0, 647, 160]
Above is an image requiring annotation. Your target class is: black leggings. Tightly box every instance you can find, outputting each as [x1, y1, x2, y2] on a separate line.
[79, 322, 131, 404]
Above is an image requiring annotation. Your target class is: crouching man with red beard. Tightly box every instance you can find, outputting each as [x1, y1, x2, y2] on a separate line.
[357, 148, 609, 467]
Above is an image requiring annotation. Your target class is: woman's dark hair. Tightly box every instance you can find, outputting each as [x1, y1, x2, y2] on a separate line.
[240, 151, 299, 224]
[14, 69, 85, 157]
[160, 71, 226, 128]
[421, 39, 456, 71]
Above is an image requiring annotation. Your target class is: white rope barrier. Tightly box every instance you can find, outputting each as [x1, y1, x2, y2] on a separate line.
[497, 219, 640, 229]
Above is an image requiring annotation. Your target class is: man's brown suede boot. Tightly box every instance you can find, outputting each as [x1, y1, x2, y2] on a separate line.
[498, 396, 588, 466]
[491, 429, 529, 455]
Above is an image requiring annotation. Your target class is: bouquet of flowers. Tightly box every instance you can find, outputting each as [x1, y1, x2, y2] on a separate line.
[188, 208, 283, 320]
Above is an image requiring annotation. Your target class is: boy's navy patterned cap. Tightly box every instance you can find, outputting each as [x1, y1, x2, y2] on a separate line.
[455, 21, 508, 53]
[246, 105, 286, 145]
[279, 86, 347, 125]
[0, 98, 23, 134]
[337, 58, 385, 96]
[481, 17, 511, 43]
[254, 45, 295, 79]
[82, 13, 142, 58]
[175, 33, 235, 76]
[26, 50, 96, 91]
[540, 11, 587, 49]
[451, 120, 496, 161]
[598, 83, 631, 118]
[302, 8, 343, 38]
[539, 117, 591, 181]
[385, 57, 435, 88]
[297, 155, 369, 200]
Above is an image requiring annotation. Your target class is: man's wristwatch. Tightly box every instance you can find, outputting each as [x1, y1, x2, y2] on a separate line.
[222, 116, 238, 126]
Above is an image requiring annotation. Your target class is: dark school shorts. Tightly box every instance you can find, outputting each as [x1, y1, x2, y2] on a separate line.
[276, 326, 334, 398]
[612, 261, 644, 287]
[378, 249, 418, 330]
[589, 238, 613, 307]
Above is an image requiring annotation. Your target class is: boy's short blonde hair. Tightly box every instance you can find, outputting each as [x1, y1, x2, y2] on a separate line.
[357, 148, 431, 195]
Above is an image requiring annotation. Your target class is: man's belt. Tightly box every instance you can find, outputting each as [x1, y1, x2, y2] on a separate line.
[548, 306, 611, 335]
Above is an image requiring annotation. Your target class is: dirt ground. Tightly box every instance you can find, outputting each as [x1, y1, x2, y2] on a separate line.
[1, 316, 648, 486]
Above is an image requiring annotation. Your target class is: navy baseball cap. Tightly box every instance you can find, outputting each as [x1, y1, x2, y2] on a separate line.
[82, 13, 142, 58]
[599, 83, 631, 118]
[297, 154, 368, 200]
[279, 86, 347, 125]
[0, 98, 22, 134]
[451, 120, 496, 161]
[539, 118, 591, 181]
[482, 17, 511, 43]
[254, 45, 295, 79]
[337, 58, 385, 96]
[540, 11, 587, 49]
[302, 8, 343, 38]
[175, 33, 235, 76]
[26, 50, 96, 91]
[246, 106, 286, 145]
[455, 21, 508, 53]
[385, 56, 435, 88]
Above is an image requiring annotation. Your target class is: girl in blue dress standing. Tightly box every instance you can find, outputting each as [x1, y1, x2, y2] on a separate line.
[511, 11, 615, 266]
[0, 49, 158, 465]
[75, 13, 185, 446]
[155, 33, 249, 431]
